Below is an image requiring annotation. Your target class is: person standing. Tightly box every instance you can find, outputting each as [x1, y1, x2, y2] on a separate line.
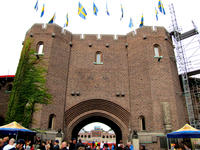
[61, 141, 68, 150]
[3, 138, 15, 150]
[53, 140, 60, 150]
[75, 139, 85, 150]
[69, 139, 76, 150]
[2, 137, 9, 149]
[100, 141, 104, 150]
[0, 139, 4, 150]
[16, 139, 25, 150]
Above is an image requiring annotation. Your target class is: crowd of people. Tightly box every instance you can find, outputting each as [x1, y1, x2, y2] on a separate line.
[0, 137, 137, 150]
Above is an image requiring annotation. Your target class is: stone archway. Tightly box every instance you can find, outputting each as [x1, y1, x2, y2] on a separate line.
[64, 99, 130, 144]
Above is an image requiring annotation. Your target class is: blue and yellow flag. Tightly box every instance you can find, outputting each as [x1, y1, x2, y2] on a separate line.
[48, 13, 55, 24]
[162, 3, 166, 15]
[64, 14, 69, 27]
[158, 0, 162, 13]
[155, 8, 158, 21]
[106, 2, 110, 16]
[78, 2, 87, 19]
[139, 14, 144, 28]
[93, 2, 98, 16]
[34, 0, 38, 11]
[120, 4, 124, 21]
[40, 4, 45, 17]
[129, 18, 133, 28]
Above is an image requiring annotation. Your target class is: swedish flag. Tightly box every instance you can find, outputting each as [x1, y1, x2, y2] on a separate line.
[48, 13, 55, 24]
[106, 2, 110, 16]
[139, 14, 144, 28]
[158, 0, 162, 13]
[162, 3, 166, 15]
[120, 4, 124, 21]
[129, 18, 133, 28]
[64, 14, 69, 27]
[34, 0, 38, 11]
[93, 2, 98, 16]
[155, 8, 158, 21]
[78, 2, 87, 19]
[40, 4, 45, 17]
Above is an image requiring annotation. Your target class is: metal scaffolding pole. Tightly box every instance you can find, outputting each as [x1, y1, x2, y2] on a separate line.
[169, 3, 195, 125]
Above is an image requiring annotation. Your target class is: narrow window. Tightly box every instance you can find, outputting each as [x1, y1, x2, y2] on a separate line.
[81, 135, 83, 138]
[154, 44, 162, 58]
[48, 114, 56, 129]
[154, 47, 159, 57]
[95, 51, 103, 64]
[88, 135, 91, 138]
[139, 116, 146, 131]
[37, 41, 44, 55]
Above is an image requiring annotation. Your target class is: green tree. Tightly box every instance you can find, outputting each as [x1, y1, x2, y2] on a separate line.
[6, 39, 51, 127]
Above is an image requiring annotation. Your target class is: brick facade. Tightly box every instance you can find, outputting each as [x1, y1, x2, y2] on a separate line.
[0, 76, 14, 125]
[14, 24, 188, 149]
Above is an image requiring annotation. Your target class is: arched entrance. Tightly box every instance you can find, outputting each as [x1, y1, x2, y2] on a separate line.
[71, 116, 122, 144]
[64, 99, 130, 144]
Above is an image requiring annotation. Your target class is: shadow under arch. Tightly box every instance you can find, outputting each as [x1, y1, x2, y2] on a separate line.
[71, 115, 122, 145]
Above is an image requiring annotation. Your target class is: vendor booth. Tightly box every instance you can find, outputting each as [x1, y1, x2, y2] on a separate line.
[0, 121, 36, 140]
[167, 124, 200, 149]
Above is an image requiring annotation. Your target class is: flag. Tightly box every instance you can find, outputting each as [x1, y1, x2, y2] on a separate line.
[78, 2, 87, 19]
[120, 4, 124, 20]
[139, 14, 144, 28]
[162, 3, 166, 15]
[34, 0, 38, 11]
[129, 18, 133, 28]
[48, 13, 55, 24]
[93, 2, 98, 16]
[106, 2, 110, 16]
[40, 4, 45, 17]
[64, 14, 69, 27]
[155, 8, 158, 21]
[158, 0, 162, 13]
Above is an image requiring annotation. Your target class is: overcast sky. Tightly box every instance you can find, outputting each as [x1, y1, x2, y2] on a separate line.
[0, 0, 200, 75]
[83, 122, 111, 131]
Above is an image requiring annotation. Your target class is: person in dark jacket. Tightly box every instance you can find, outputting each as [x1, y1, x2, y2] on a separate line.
[16, 139, 25, 150]
[69, 139, 76, 150]
[61, 141, 68, 150]
[40, 141, 46, 150]
[75, 139, 85, 150]
[53, 140, 60, 150]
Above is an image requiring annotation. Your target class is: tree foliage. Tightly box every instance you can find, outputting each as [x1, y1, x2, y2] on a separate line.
[6, 39, 51, 127]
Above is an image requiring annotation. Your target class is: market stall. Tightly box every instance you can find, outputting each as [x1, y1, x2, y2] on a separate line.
[167, 124, 200, 149]
[0, 121, 36, 139]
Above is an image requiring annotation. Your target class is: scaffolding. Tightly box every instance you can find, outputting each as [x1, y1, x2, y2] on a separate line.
[169, 3, 200, 127]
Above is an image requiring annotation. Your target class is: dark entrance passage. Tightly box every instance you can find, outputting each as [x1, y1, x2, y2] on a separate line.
[71, 116, 122, 145]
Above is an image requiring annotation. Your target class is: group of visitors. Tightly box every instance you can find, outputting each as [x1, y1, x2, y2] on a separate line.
[0, 137, 27, 150]
[0, 136, 137, 150]
[171, 141, 191, 150]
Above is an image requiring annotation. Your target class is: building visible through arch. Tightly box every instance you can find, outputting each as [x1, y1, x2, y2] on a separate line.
[72, 116, 121, 144]
[18, 24, 188, 149]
